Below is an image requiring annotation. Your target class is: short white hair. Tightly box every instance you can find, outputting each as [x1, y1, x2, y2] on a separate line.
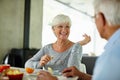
[50, 14, 71, 27]
[94, 0, 120, 26]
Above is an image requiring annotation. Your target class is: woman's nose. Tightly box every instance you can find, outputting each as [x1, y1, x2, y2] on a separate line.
[62, 27, 67, 31]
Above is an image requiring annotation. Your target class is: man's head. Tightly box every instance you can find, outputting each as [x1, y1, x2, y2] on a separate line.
[93, 0, 120, 40]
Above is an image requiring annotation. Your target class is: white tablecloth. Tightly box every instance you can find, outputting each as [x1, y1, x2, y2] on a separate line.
[11, 67, 78, 80]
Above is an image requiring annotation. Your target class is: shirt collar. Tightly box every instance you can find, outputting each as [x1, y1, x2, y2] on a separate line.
[104, 28, 120, 50]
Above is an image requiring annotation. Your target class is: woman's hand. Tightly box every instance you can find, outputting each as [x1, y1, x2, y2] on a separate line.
[39, 54, 52, 66]
[79, 34, 91, 46]
[37, 70, 57, 80]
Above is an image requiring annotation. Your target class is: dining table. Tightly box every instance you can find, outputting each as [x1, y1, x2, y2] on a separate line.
[10, 67, 78, 80]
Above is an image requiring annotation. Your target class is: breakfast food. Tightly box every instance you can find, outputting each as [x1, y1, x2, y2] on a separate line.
[48, 67, 53, 74]
[6, 69, 21, 75]
[25, 67, 34, 74]
[5, 68, 24, 80]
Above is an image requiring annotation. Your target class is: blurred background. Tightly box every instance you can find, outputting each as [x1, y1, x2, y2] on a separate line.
[0, 0, 107, 63]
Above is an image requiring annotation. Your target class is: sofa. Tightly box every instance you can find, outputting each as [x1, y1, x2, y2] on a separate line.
[82, 56, 98, 75]
[2, 48, 39, 68]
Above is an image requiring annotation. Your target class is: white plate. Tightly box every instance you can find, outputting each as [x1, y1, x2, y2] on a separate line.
[57, 76, 78, 80]
[23, 74, 37, 80]
[26, 73, 37, 76]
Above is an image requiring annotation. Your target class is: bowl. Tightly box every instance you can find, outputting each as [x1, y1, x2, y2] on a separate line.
[5, 68, 24, 80]
[7, 73, 24, 80]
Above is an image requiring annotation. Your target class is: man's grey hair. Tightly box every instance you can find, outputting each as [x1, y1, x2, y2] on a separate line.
[93, 0, 120, 26]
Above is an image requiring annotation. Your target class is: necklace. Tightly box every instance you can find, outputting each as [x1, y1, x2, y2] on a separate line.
[55, 40, 70, 50]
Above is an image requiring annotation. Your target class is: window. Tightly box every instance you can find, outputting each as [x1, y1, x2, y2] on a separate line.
[42, 0, 107, 56]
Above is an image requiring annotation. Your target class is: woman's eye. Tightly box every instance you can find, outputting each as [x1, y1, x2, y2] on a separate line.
[56, 25, 70, 29]
[66, 26, 70, 28]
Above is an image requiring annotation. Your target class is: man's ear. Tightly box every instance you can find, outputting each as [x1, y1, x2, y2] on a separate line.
[96, 13, 106, 27]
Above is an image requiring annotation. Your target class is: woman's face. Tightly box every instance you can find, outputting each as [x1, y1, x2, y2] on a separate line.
[52, 22, 70, 40]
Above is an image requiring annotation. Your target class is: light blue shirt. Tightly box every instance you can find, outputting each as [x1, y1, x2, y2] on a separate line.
[25, 43, 82, 72]
[92, 29, 120, 80]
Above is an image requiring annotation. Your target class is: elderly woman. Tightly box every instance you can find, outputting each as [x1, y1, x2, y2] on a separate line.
[25, 14, 90, 73]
